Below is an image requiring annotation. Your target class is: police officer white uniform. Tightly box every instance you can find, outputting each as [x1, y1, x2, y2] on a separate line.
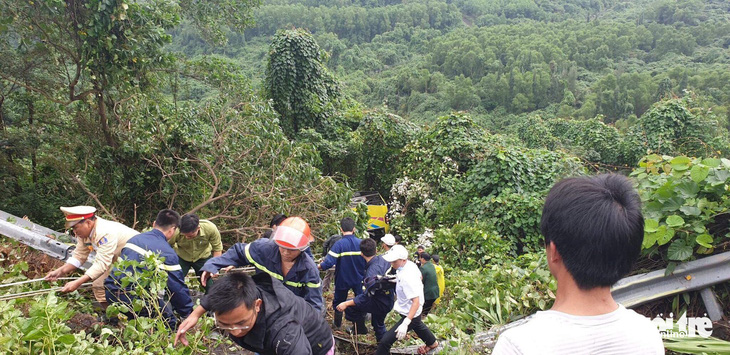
[44, 206, 139, 306]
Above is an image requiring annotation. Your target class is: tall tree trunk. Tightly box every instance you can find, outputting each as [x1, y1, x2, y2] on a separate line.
[96, 90, 116, 148]
[28, 94, 37, 185]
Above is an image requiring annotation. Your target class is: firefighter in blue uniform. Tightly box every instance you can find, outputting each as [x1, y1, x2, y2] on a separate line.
[335, 237, 395, 341]
[199, 216, 323, 312]
[105, 209, 193, 328]
[318, 217, 366, 328]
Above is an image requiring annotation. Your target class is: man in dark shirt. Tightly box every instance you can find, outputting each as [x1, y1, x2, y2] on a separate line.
[335, 237, 395, 341]
[318, 217, 366, 328]
[419, 252, 440, 317]
[105, 209, 193, 328]
[175, 272, 334, 355]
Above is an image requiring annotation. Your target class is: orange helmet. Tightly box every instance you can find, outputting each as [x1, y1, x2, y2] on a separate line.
[272, 217, 312, 250]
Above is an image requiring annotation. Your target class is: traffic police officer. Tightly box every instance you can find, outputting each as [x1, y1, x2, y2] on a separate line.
[105, 209, 193, 328]
[199, 216, 323, 312]
[45, 206, 139, 309]
[318, 217, 366, 328]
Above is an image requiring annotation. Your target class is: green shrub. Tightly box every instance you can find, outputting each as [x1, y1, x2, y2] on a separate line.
[430, 223, 512, 270]
[631, 154, 730, 264]
[426, 253, 555, 341]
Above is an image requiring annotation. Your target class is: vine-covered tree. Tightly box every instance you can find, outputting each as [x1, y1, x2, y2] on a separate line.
[264, 29, 341, 139]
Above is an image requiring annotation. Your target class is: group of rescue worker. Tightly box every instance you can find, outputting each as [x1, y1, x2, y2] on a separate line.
[43, 205, 445, 355]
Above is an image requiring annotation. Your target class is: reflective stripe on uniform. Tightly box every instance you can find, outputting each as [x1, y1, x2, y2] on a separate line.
[123, 243, 182, 271]
[245, 244, 321, 289]
[327, 250, 361, 258]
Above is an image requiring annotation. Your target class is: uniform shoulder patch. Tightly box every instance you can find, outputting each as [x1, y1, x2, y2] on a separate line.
[98, 236, 109, 246]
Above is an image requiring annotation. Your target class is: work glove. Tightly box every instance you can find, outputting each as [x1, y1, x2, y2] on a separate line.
[396, 318, 411, 340]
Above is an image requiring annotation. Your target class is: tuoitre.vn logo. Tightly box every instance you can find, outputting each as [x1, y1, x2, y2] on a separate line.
[651, 312, 713, 338]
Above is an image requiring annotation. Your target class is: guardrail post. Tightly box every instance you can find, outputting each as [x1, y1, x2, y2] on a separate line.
[699, 287, 723, 321]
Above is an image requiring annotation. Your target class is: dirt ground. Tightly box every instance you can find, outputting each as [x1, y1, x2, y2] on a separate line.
[0, 243, 64, 278]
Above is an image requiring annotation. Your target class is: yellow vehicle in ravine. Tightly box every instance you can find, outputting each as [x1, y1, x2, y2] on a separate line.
[350, 191, 389, 240]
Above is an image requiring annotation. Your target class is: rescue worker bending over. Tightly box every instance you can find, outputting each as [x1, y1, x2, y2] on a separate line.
[45, 206, 139, 309]
[105, 209, 193, 328]
[335, 237, 395, 341]
[168, 213, 223, 292]
[199, 216, 323, 312]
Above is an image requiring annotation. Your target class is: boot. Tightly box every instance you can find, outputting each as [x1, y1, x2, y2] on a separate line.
[334, 311, 343, 329]
[347, 318, 368, 335]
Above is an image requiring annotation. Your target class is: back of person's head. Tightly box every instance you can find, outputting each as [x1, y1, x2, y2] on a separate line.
[431, 254, 440, 264]
[179, 213, 200, 234]
[541, 174, 643, 290]
[394, 234, 402, 244]
[205, 273, 259, 314]
[155, 209, 180, 231]
[340, 217, 355, 233]
[270, 213, 287, 228]
[360, 237, 377, 257]
[419, 252, 431, 261]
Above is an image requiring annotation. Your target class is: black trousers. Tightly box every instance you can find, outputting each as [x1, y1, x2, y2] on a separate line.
[376, 314, 436, 355]
[422, 298, 436, 317]
[179, 256, 211, 293]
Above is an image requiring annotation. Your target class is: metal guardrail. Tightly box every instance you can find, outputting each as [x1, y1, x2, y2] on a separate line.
[0, 210, 93, 269]
[611, 250, 730, 321]
[475, 252, 730, 350]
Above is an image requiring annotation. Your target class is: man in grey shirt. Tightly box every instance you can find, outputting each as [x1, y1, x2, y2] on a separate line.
[494, 174, 663, 354]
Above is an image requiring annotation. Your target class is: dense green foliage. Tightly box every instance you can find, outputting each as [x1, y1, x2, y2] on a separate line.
[633, 155, 730, 263]
[0, 248, 218, 354]
[171, 0, 730, 129]
[0, 0, 354, 241]
[427, 253, 555, 338]
[389, 113, 583, 253]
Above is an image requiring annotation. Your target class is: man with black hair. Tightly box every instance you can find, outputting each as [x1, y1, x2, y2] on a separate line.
[168, 213, 223, 291]
[493, 174, 663, 354]
[413, 245, 425, 267]
[260, 213, 287, 239]
[105, 209, 193, 328]
[318, 217, 366, 328]
[418, 252, 439, 317]
[335, 237, 395, 341]
[175, 272, 334, 355]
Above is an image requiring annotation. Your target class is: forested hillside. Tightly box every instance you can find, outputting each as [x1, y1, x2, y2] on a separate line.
[171, 0, 730, 127]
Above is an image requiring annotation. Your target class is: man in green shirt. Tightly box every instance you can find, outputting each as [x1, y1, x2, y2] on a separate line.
[418, 252, 439, 317]
[169, 213, 223, 292]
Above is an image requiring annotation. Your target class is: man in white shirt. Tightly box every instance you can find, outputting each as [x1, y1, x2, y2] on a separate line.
[493, 174, 664, 354]
[377, 244, 439, 355]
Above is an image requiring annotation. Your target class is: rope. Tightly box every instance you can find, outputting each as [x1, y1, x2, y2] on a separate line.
[0, 283, 92, 302]
[0, 277, 78, 289]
